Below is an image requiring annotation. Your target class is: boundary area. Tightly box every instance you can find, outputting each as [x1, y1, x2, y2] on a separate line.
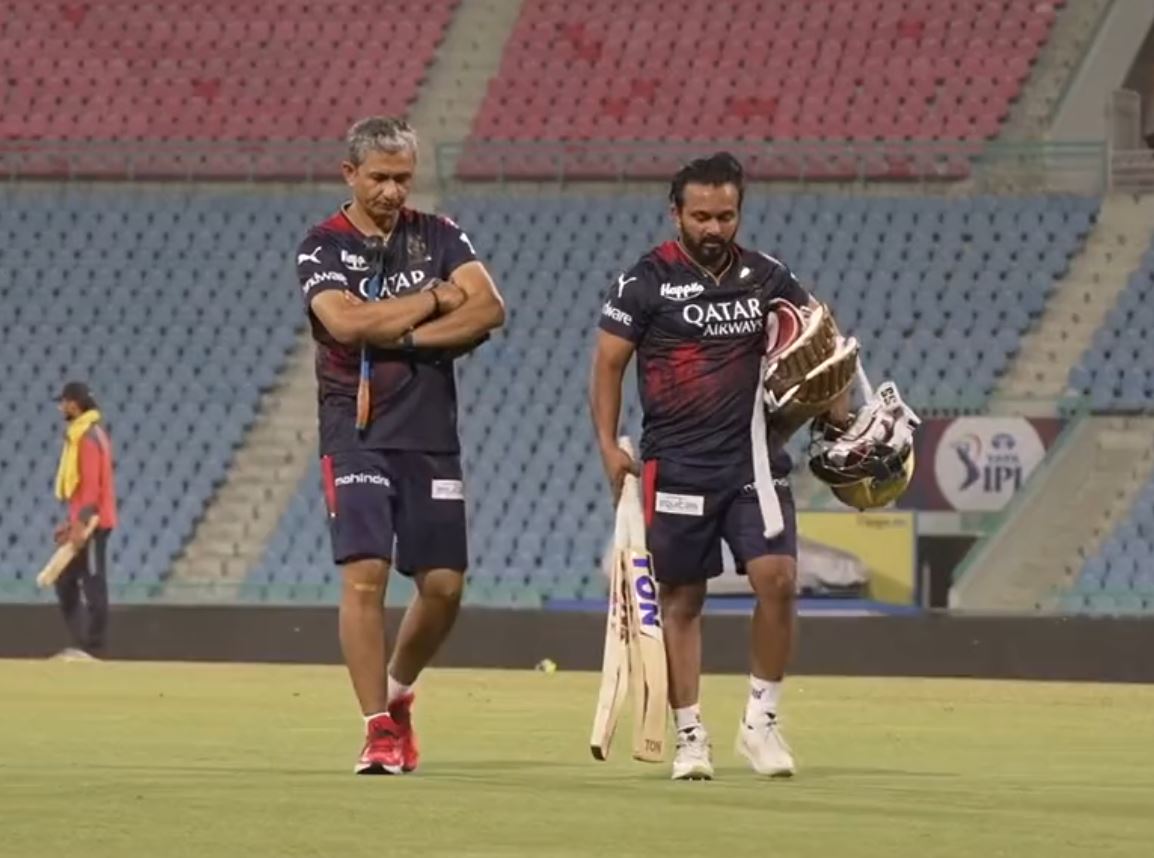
[2, 605, 1151, 682]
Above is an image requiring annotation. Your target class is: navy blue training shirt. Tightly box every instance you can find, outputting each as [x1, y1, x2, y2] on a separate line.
[599, 240, 809, 470]
[296, 205, 478, 455]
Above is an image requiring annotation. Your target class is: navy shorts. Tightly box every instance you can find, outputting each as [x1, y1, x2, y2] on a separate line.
[641, 459, 796, 586]
[321, 450, 468, 574]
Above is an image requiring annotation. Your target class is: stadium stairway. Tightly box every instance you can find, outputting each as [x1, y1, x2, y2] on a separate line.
[994, 194, 1154, 412]
[408, 0, 526, 188]
[998, 0, 1111, 141]
[950, 415, 1154, 612]
[164, 339, 319, 600]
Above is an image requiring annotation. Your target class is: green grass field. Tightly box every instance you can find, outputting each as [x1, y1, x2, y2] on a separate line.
[2, 661, 1153, 858]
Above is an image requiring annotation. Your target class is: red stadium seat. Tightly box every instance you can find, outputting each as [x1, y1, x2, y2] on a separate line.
[14, 0, 1050, 181]
[0, 0, 460, 176]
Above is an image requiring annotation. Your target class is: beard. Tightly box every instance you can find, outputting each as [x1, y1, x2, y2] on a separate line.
[682, 232, 732, 271]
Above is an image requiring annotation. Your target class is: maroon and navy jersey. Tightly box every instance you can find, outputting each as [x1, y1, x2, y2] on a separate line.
[599, 241, 809, 469]
[297, 206, 478, 455]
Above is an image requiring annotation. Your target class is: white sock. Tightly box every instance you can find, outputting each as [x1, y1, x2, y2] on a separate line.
[363, 711, 389, 725]
[745, 676, 781, 724]
[673, 704, 702, 733]
[387, 674, 412, 706]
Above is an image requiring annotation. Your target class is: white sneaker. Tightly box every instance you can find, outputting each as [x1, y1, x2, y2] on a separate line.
[52, 648, 96, 662]
[736, 715, 795, 778]
[671, 727, 714, 781]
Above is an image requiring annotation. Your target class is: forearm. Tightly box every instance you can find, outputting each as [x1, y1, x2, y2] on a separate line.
[827, 386, 853, 426]
[352, 291, 439, 346]
[409, 296, 504, 349]
[589, 358, 627, 451]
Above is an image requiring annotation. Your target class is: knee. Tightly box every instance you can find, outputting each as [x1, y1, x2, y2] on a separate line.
[419, 570, 464, 609]
[660, 584, 705, 623]
[341, 560, 388, 604]
[751, 559, 797, 604]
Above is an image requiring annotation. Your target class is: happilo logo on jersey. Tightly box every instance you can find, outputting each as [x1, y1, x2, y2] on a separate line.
[341, 249, 368, 272]
[660, 281, 705, 302]
[934, 417, 1046, 511]
[682, 296, 763, 337]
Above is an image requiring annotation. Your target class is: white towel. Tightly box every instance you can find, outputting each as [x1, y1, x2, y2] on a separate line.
[751, 356, 785, 538]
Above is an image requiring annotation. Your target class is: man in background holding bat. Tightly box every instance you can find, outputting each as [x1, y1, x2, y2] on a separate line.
[591, 153, 901, 780]
[47, 381, 118, 660]
[296, 117, 505, 775]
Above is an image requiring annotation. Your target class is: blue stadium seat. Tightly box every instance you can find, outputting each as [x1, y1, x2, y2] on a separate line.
[1069, 229, 1154, 409]
[244, 191, 1097, 604]
[0, 184, 343, 602]
[1067, 468, 1154, 614]
[1, 188, 1104, 605]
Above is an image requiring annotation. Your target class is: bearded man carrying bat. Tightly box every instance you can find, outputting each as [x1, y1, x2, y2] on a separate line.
[590, 153, 918, 780]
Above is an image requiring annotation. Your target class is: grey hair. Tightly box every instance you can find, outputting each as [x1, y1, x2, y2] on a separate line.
[346, 116, 419, 165]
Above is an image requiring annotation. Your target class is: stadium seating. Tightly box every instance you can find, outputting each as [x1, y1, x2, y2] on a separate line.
[462, 0, 1060, 180]
[0, 184, 341, 602]
[250, 191, 1098, 605]
[1062, 474, 1154, 615]
[1064, 242, 1154, 611]
[0, 187, 1098, 607]
[0, 0, 457, 177]
[1067, 241, 1154, 412]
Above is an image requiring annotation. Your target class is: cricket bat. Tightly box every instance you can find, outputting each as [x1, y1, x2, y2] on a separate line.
[35, 517, 99, 588]
[590, 437, 668, 763]
[589, 530, 629, 761]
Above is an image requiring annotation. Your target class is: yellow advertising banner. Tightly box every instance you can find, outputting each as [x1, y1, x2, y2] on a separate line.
[708, 511, 917, 604]
[797, 511, 916, 605]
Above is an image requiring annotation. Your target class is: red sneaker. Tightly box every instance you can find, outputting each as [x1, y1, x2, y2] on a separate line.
[388, 693, 420, 773]
[355, 713, 404, 775]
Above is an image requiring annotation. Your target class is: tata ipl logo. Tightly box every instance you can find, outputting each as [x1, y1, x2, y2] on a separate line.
[952, 431, 1021, 493]
[936, 419, 1044, 512]
[952, 434, 982, 490]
